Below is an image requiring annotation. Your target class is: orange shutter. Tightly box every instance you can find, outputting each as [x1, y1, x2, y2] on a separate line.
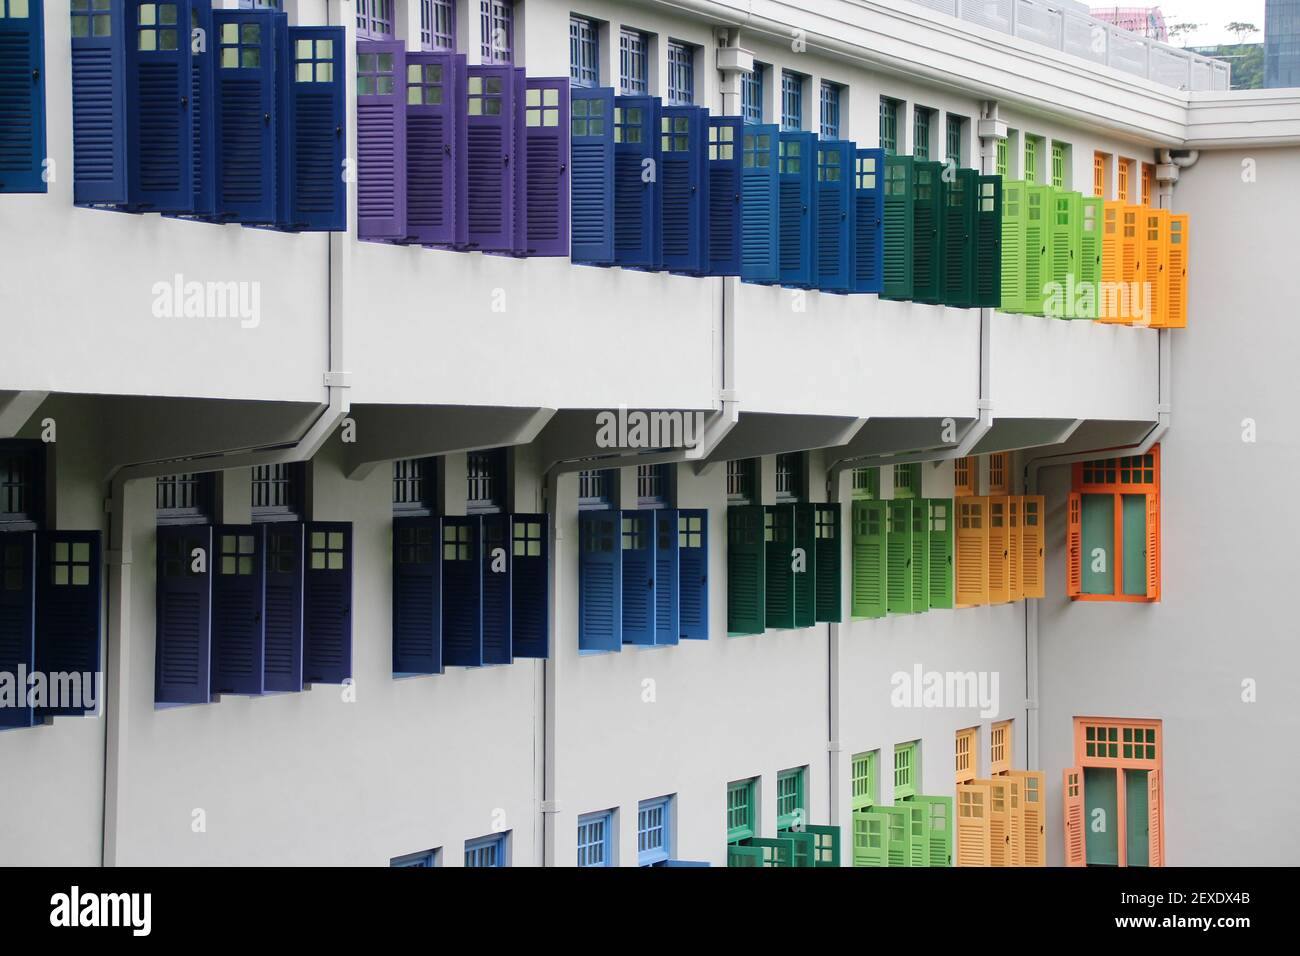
[1148, 768, 1163, 867]
[1141, 162, 1154, 206]
[1145, 491, 1160, 602]
[1011, 770, 1046, 866]
[955, 727, 977, 784]
[1063, 767, 1085, 866]
[956, 783, 991, 867]
[1166, 213, 1188, 328]
[980, 777, 1011, 866]
[1007, 775, 1025, 867]
[1100, 202, 1122, 324]
[953, 456, 974, 497]
[1121, 205, 1141, 324]
[1021, 494, 1045, 599]
[1007, 496, 1022, 601]
[1118, 158, 1131, 203]
[1093, 152, 1105, 197]
[987, 496, 1009, 604]
[1141, 208, 1170, 328]
[1066, 492, 1082, 599]
[955, 497, 988, 607]
[986, 452, 1008, 495]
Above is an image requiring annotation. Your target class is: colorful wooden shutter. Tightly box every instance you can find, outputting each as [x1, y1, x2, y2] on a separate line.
[511, 67, 527, 255]
[916, 795, 953, 867]
[659, 104, 708, 274]
[1020, 494, 1044, 599]
[439, 515, 482, 665]
[405, 51, 462, 244]
[34, 532, 103, 718]
[519, 76, 570, 255]
[1000, 180, 1026, 312]
[186, 0, 215, 217]
[815, 139, 854, 292]
[303, 522, 352, 683]
[0, 531, 36, 727]
[1143, 207, 1171, 327]
[282, 26, 346, 230]
[910, 496, 929, 611]
[357, 39, 407, 238]
[393, 516, 441, 675]
[1118, 204, 1142, 323]
[882, 155, 914, 300]
[793, 503, 816, 628]
[748, 836, 795, 867]
[1010, 770, 1046, 866]
[0, 0, 46, 193]
[940, 167, 975, 307]
[1148, 768, 1163, 867]
[987, 497, 1009, 603]
[1145, 491, 1160, 601]
[953, 456, 974, 497]
[850, 499, 887, 619]
[885, 499, 913, 614]
[464, 64, 515, 251]
[677, 509, 708, 639]
[653, 509, 680, 645]
[806, 824, 841, 867]
[741, 123, 780, 282]
[211, 525, 265, 695]
[1007, 774, 1025, 866]
[881, 805, 912, 867]
[726, 505, 765, 635]
[955, 783, 990, 866]
[727, 844, 763, 867]
[126, 0, 193, 212]
[778, 130, 817, 288]
[955, 496, 988, 607]
[481, 513, 512, 664]
[1007, 496, 1022, 601]
[579, 509, 622, 650]
[907, 801, 929, 867]
[764, 504, 795, 629]
[1100, 200, 1121, 321]
[983, 777, 1010, 866]
[510, 514, 548, 657]
[1066, 491, 1082, 599]
[154, 525, 212, 705]
[613, 93, 661, 268]
[706, 114, 742, 275]
[263, 522, 303, 691]
[1047, 189, 1080, 316]
[619, 510, 654, 645]
[814, 503, 841, 622]
[1063, 766, 1085, 866]
[852, 148, 884, 293]
[212, 10, 280, 223]
[1023, 185, 1047, 314]
[927, 499, 954, 609]
[1166, 213, 1188, 328]
[852, 810, 890, 867]
[71, 0, 127, 204]
[1078, 196, 1103, 319]
[911, 160, 942, 303]
[569, 86, 614, 263]
[974, 173, 1002, 308]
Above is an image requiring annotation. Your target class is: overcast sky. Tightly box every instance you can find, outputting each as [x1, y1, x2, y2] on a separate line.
[1114, 1, 1269, 46]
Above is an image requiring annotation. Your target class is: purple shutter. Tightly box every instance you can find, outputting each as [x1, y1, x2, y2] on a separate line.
[357, 39, 407, 239]
[511, 67, 527, 255]
[464, 64, 515, 251]
[519, 76, 571, 256]
[405, 51, 460, 245]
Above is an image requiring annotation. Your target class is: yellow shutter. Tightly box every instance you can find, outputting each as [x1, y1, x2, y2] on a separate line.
[1007, 496, 1022, 601]
[987, 496, 1009, 604]
[1010, 770, 1046, 866]
[956, 782, 991, 867]
[954, 497, 988, 607]
[1020, 495, 1045, 599]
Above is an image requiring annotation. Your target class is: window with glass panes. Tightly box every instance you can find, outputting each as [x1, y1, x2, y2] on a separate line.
[851, 751, 877, 809]
[0, 444, 40, 529]
[819, 81, 840, 138]
[419, 0, 454, 51]
[156, 474, 213, 525]
[851, 466, 879, 500]
[356, 0, 394, 39]
[393, 458, 436, 515]
[480, 0, 512, 64]
[742, 63, 764, 123]
[667, 40, 693, 104]
[894, 741, 917, 800]
[391, 849, 438, 866]
[466, 449, 505, 514]
[1052, 142, 1068, 188]
[357, 48, 398, 97]
[946, 114, 963, 165]
[776, 767, 806, 829]
[774, 452, 803, 502]
[996, 137, 1008, 177]
[570, 16, 598, 87]
[1094, 151, 1107, 197]
[251, 463, 302, 521]
[1024, 135, 1042, 183]
[1141, 162, 1154, 205]
[990, 720, 1011, 774]
[893, 462, 919, 499]
[71, 1, 114, 38]
[1083, 723, 1158, 763]
[464, 833, 507, 867]
[1080, 452, 1156, 490]
[726, 458, 757, 504]
[955, 727, 977, 783]
[953, 456, 974, 496]
[913, 106, 932, 160]
[1118, 157, 1132, 202]
[636, 463, 669, 508]
[986, 452, 1008, 495]
[637, 797, 671, 866]
[780, 71, 803, 130]
[726, 778, 756, 842]
[576, 812, 612, 867]
[619, 28, 647, 94]
[880, 97, 900, 155]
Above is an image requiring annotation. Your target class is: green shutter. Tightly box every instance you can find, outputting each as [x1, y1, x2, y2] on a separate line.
[814, 503, 842, 622]
[1049, 189, 1082, 318]
[806, 824, 841, 867]
[880, 805, 911, 867]
[906, 801, 930, 867]
[850, 500, 888, 619]
[1024, 185, 1049, 314]
[850, 466, 880, 500]
[911, 498, 930, 612]
[882, 155, 915, 300]
[886, 500, 914, 614]
[995, 138, 1008, 178]
[975, 174, 1003, 308]
[1079, 196, 1103, 320]
[727, 844, 764, 866]
[914, 795, 954, 867]
[940, 167, 976, 308]
[748, 836, 796, 867]
[851, 750, 877, 809]
[927, 499, 954, 609]
[779, 828, 817, 867]
[912, 161, 943, 304]
[852, 810, 890, 867]
[894, 741, 917, 800]
[764, 504, 795, 629]
[1001, 180, 1026, 313]
[727, 505, 766, 635]
[793, 503, 816, 628]
[893, 462, 918, 498]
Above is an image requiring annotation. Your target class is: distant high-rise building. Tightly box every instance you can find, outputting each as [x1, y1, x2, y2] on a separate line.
[1090, 5, 1170, 41]
[1266, 0, 1300, 87]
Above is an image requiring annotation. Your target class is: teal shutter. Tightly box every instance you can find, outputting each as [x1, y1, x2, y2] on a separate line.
[764, 504, 795, 629]
[850, 499, 887, 619]
[912, 161, 942, 303]
[726, 505, 765, 635]
[974, 174, 1002, 307]
[886, 500, 914, 614]
[882, 155, 914, 300]
[793, 503, 815, 628]
[814, 503, 841, 622]
[927, 499, 954, 609]
[939, 167, 975, 307]
[806, 824, 841, 866]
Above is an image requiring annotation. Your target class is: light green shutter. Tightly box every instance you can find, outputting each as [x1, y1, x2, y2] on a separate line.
[915, 795, 954, 867]
[907, 801, 930, 867]
[927, 499, 954, 609]
[911, 498, 930, 612]
[1050, 189, 1082, 318]
[764, 504, 795, 628]
[852, 810, 890, 867]
[881, 806, 911, 867]
[727, 505, 766, 635]
[1024, 185, 1048, 314]
[814, 503, 842, 622]
[1079, 196, 1103, 319]
[886, 499, 914, 614]
[851, 500, 888, 619]
[1001, 181, 1026, 313]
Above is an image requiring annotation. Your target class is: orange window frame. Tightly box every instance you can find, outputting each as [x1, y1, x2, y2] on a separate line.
[986, 452, 1009, 495]
[1141, 162, 1155, 206]
[955, 727, 978, 784]
[1092, 151, 1107, 198]
[1118, 157, 1133, 203]
[953, 456, 974, 497]
[1070, 716, 1164, 867]
[1072, 444, 1160, 495]
[990, 720, 1011, 775]
[1069, 445, 1161, 604]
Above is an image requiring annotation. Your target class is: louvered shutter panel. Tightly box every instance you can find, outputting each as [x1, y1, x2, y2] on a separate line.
[303, 521, 352, 683]
[1143, 207, 1170, 327]
[880, 805, 911, 867]
[578, 510, 621, 651]
[1007, 496, 1022, 601]
[1010, 770, 1046, 866]
[1166, 213, 1188, 328]
[510, 513, 549, 658]
[186, 0, 215, 217]
[987, 496, 1009, 604]
[1019, 494, 1044, 599]
[392, 516, 440, 675]
[850, 499, 887, 619]
[263, 521, 303, 691]
[955, 496, 988, 607]
[908, 801, 930, 868]
[569, 86, 613, 264]
[882, 155, 914, 300]
[1066, 491, 1082, 599]
[974, 174, 1002, 308]
[511, 67, 527, 255]
[764, 504, 795, 629]
[72, 1, 128, 204]
[726, 505, 764, 635]
[613, 93, 660, 268]
[621, 510, 654, 645]
[212, 11, 278, 223]
[154, 525, 211, 705]
[792, 503, 816, 628]
[983, 776, 1010, 866]
[813, 503, 841, 623]
[915, 795, 952, 866]
[210, 524, 265, 695]
[1100, 200, 1121, 321]
[706, 114, 742, 276]
[1078, 197, 1103, 319]
[653, 509, 679, 645]
[405, 52, 459, 244]
[677, 508, 708, 640]
[441, 515, 482, 666]
[912, 161, 942, 303]
[910, 496, 929, 611]
[939, 167, 974, 307]
[741, 123, 779, 283]
[1007, 775, 1025, 866]
[357, 39, 406, 239]
[520, 76, 570, 255]
[852, 810, 890, 867]
[1145, 491, 1160, 601]
[463, 64, 515, 250]
[778, 130, 817, 288]
[126, 0, 193, 212]
[852, 148, 884, 293]
[1000, 180, 1025, 312]
[727, 844, 763, 867]
[660, 104, 707, 274]
[885, 499, 913, 614]
[956, 783, 991, 867]
[1063, 767, 1085, 866]
[0, 0, 45, 193]
[927, 498, 954, 609]
[33, 532, 102, 718]
[1045, 189, 1076, 316]
[1148, 768, 1163, 867]
[1023, 186, 1047, 314]
[481, 513, 512, 664]
[282, 26, 345, 231]
[1121, 204, 1142, 323]
[815, 139, 853, 292]
[0, 531, 36, 728]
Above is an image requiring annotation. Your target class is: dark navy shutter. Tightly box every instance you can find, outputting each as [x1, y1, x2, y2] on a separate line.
[613, 93, 660, 269]
[357, 39, 406, 239]
[126, 0, 193, 212]
[578, 509, 620, 652]
[793, 503, 816, 628]
[481, 513, 512, 665]
[303, 521, 352, 684]
[35, 532, 103, 717]
[741, 123, 779, 283]
[262, 521, 303, 692]
[71, 0, 127, 205]
[621, 510, 654, 645]
[521, 76, 570, 256]
[569, 86, 614, 264]
[464, 64, 515, 251]
[852, 147, 884, 293]
[392, 516, 440, 675]
[707, 114, 742, 276]
[405, 50, 461, 244]
[677, 508, 708, 640]
[0, 531, 36, 728]
[154, 524, 210, 705]
[510, 514, 548, 658]
[659, 104, 707, 274]
[210, 524, 265, 696]
[816, 139, 854, 292]
[212, 10, 278, 223]
[441, 515, 483, 666]
[284, 25, 345, 231]
[188, 0, 215, 217]
[778, 130, 816, 288]
[0, 0, 45, 193]
[653, 509, 679, 646]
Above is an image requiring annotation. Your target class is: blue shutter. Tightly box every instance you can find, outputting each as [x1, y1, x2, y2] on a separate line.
[0, 531, 36, 728]
[126, 0, 193, 212]
[262, 521, 303, 692]
[283, 25, 346, 230]
[568, 86, 613, 264]
[154, 525, 211, 705]
[35, 531, 103, 717]
[578, 509, 621, 652]
[465, 64, 515, 251]
[392, 516, 441, 675]
[707, 115, 742, 276]
[778, 130, 816, 288]
[816, 139, 854, 292]
[741, 123, 779, 283]
[659, 104, 707, 275]
[210, 524, 265, 696]
[663, 860, 711, 866]
[678, 508, 708, 640]
[511, 66, 526, 254]
[519, 75, 571, 256]
[72, 0, 128, 205]
[303, 521, 352, 684]
[613, 93, 660, 269]
[852, 148, 884, 293]
[405, 51, 462, 244]
[621, 510, 654, 645]
[654, 509, 679, 646]
[212, 10, 279, 223]
[481, 513, 512, 665]
[0, 0, 46, 193]
[510, 513, 548, 658]
[441, 515, 483, 666]
[188, 0, 216, 217]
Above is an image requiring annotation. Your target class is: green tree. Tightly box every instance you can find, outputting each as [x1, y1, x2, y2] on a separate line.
[1225, 22, 1260, 44]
